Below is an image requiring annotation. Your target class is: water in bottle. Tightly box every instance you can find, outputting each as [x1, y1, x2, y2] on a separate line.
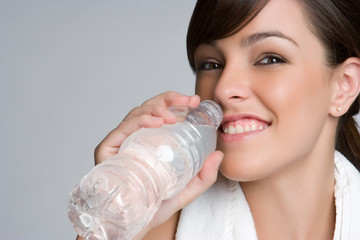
[68, 100, 223, 240]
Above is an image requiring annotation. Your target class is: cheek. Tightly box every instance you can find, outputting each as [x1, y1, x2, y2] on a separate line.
[257, 66, 331, 120]
[258, 67, 332, 155]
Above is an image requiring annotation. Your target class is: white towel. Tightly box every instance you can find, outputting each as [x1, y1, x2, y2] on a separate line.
[176, 151, 360, 240]
[333, 151, 360, 239]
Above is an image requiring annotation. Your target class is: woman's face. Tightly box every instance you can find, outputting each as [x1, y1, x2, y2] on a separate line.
[194, 0, 336, 181]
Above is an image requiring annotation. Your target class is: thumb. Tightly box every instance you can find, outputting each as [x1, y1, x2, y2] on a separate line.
[176, 150, 224, 208]
[143, 151, 223, 232]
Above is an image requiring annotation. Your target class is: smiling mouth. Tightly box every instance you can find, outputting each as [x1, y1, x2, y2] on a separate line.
[221, 118, 270, 135]
[223, 123, 269, 134]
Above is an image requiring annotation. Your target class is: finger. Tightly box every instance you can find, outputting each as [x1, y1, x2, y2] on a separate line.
[177, 150, 223, 207]
[110, 114, 166, 146]
[152, 151, 223, 223]
[123, 104, 177, 124]
[95, 93, 202, 165]
[125, 93, 201, 125]
[142, 91, 196, 108]
[95, 115, 165, 164]
[188, 94, 201, 109]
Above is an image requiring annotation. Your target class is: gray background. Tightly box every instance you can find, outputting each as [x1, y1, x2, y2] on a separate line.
[0, 1, 196, 239]
[2, 1, 359, 240]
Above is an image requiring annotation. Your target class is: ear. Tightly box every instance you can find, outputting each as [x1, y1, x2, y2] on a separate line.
[330, 57, 360, 117]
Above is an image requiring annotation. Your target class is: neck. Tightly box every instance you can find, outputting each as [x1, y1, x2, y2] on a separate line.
[240, 150, 336, 240]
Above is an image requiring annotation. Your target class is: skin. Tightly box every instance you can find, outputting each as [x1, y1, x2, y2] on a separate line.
[76, 93, 223, 240]
[76, 0, 360, 239]
[195, 0, 337, 238]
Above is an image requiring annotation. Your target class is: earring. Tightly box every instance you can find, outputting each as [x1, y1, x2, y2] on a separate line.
[337, 107, 341, 112]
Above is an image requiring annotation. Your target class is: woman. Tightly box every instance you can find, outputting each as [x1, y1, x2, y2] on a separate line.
[78, 0, 360, 239]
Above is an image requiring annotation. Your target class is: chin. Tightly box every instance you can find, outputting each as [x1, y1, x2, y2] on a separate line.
[218, 153, 272, 182]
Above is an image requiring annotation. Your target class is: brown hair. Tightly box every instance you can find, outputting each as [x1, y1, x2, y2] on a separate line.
[186, 0, 270, 70]
[186, 0, 360, 171]
[298, 0, 360, 170]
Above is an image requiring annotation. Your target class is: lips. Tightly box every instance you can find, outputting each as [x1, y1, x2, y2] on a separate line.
[220, 114, 270, 135]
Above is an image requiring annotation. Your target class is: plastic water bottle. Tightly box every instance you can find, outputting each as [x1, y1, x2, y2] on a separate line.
[68, 100, 223, 240]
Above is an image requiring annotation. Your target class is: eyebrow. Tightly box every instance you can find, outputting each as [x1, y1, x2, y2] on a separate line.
[241, 31, 299, 47]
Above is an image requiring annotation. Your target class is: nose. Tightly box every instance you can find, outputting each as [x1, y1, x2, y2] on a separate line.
[214, 64, 251, 106]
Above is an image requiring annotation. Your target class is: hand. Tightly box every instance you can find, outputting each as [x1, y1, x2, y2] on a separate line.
[75, 150, 223, 240]
[94, 91, 201, 165]
[91, 91, 223, 239]
[134, 151, 223, 240]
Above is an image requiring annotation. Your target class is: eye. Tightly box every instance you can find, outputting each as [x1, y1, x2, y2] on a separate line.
[196, 61, 223, 72]
[255, 53, 286, 66]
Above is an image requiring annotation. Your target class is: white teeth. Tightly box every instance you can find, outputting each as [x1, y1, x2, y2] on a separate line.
[229, 126, 236, 134]
[223, 124, 268, 135]
[236, 125, 244, 133]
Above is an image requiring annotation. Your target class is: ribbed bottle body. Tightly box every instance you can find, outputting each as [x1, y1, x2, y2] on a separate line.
[68, 100, 222, 240]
